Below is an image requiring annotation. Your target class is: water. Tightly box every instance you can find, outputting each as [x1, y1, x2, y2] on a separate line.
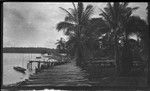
[3, 53, 115, 86]
[3, 53, 41, 86]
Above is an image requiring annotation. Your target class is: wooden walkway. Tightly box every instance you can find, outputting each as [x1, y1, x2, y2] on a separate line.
[16, 61, 89, 87]
[15, 61, 148, 88]
[5, 60, 149, 89]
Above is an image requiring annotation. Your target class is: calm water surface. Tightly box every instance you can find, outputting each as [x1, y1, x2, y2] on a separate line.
[3, 53, 41, 85]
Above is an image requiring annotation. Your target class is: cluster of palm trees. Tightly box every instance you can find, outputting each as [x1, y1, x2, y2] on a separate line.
[56, 2, 149, 75]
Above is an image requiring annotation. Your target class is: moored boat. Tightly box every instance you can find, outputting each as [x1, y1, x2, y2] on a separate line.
[13, 66, 26, 73]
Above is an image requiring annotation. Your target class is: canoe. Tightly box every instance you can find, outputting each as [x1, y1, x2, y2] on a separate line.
[13, 66, 26, 73]
[36, 56, 42, 59]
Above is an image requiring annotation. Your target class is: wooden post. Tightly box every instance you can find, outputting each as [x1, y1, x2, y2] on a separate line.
[27, 62, 29, 69]
[38, 62, 40, 69]
[29, 62, 32, 70]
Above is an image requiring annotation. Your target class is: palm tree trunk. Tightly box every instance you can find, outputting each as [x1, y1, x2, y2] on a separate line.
[148, 45, 150, 86]
[147, 2, 150, 86]
[147, 37, 150, 86]
[121, 32, 132, 75]
[114, 32, 120, 75]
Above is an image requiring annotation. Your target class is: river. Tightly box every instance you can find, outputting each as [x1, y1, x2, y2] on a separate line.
[3, 53, 41, 85]
[3, 53, 115, 86]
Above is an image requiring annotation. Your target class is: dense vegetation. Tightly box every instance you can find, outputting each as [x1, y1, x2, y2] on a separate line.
[55, 2, 149, 85]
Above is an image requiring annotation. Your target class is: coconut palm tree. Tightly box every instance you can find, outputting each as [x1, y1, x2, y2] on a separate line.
[56, 2, 95, 65]
[84, 18, 110, 58]
[99, 2, 139, 74]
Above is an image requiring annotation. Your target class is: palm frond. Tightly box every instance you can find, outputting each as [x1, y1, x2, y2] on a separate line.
[83, 4, 94, 19]
[107, 2, 115, 19]
[59, 7, 75, 22]
[124, 7, 139, 21]
[56, 22, 74, 31]
[123, 2, 129, 7]
[72, 2, 77, 13]
[67, 8, 77, 23]
[77, 2, 84, 20]
[113, 2, 120, 22]
[99, 8, 113, 27]
[64, 27, 76, 36]
[72, 2, 78, 23]
[132, 7, 139, 10]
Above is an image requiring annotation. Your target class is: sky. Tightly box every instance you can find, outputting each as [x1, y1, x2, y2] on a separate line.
[3, 2, 148, 48]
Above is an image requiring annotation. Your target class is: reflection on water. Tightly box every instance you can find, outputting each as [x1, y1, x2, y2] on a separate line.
[3, 53, 41, 85]
[3, 53, 115, 86]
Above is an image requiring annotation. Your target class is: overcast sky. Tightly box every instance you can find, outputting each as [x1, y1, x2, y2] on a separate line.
[3, 2, 148, 48]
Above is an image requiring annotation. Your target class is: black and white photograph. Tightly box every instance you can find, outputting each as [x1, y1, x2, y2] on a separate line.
[2, 2, 150, 90]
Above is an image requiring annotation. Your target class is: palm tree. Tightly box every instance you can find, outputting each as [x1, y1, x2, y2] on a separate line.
[99, 2, 139, 74]
[84, 18, 110, 58]
[56, 2, 95, 65]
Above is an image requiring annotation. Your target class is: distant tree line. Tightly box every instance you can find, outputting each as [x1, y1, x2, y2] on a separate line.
[3, 47, 55, 53]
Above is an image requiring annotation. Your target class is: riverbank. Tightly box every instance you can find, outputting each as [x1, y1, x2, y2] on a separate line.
[8, 61, 148, 87]
[2, 55, 149, 89]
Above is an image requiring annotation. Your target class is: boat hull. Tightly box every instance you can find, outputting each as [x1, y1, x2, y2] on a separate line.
[13, 66, 26, 73]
